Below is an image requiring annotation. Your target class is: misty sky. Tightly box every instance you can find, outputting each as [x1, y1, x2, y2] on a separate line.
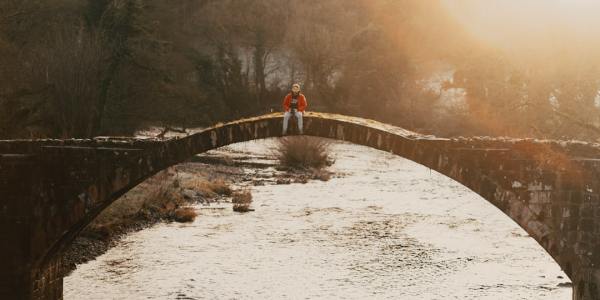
[441, 0, 600, 57]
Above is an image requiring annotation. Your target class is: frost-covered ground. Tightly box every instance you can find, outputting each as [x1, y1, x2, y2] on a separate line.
[65, 139, 571, 299]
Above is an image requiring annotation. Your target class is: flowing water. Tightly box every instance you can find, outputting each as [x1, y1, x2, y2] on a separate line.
[64, 139, 571, 299]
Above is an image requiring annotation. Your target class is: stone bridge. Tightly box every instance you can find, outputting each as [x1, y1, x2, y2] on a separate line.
[2, 112, 600, 300]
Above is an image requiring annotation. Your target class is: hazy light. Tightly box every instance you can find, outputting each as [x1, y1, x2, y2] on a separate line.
[441, 0, 600, 60]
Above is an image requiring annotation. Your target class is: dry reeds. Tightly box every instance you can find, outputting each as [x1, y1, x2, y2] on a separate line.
[142, 173, 186, 214]
[93, 169, 230, 227]
[93, 169, 183, 225]
[275, 136, 333, 169]
[172, 207, 198, 223]
[183, 177, 232, 197]
[232, 190, 253, 212]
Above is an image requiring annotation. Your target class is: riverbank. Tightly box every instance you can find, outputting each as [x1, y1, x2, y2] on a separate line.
[61, 166, 229, 275]
[62, 144, 334, 276]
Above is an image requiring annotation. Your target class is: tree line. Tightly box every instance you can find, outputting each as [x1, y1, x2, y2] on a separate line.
[1, 0, 599, 141]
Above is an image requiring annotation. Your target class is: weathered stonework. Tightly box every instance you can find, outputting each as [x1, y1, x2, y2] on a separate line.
[2, 112, 600, 299]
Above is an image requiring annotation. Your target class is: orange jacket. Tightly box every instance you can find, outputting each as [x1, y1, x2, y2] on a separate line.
[283, 93, 307, 112]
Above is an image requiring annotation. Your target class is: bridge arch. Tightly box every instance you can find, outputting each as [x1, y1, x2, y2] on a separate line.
[3, 112, 600, 299]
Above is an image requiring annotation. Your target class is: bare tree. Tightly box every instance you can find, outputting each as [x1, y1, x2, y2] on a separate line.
[35, 26, 108, 137]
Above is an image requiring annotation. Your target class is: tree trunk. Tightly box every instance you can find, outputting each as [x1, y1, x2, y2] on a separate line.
[253, 30, 267, 109]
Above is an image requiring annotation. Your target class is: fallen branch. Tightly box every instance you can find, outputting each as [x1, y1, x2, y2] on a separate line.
[156, 126, 187, 138]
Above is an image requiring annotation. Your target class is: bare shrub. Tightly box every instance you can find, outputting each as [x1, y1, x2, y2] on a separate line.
[92, 169, 182, 226]
[183, 177, 232, 197]
[208, 179, 233, 196]
[141, 172, 185, 215]
[275, 136, 333, 170]
[173, 207, 197, 223]
[232, 190, 253, 212]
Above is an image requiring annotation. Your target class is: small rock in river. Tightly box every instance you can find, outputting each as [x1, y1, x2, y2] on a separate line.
[557, 282, 572, 288]
[276, 178, 291, 185]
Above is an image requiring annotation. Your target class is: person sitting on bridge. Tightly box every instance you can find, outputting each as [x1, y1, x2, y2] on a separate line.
[282, 83, 307, 135]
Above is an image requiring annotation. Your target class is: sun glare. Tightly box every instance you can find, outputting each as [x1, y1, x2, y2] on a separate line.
[442, 0, 600, 56]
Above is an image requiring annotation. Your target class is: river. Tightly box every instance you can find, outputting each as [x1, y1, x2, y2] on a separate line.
[64, 139, 571, 299]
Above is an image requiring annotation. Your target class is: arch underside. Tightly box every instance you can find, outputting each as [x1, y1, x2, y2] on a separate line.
[40, 112, 600, 281]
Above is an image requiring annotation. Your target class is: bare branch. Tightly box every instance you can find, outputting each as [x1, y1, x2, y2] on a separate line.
[552, 109, 600, 135]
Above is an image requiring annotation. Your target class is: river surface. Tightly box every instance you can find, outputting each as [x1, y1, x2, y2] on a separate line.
[64, 139, 571, 299]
